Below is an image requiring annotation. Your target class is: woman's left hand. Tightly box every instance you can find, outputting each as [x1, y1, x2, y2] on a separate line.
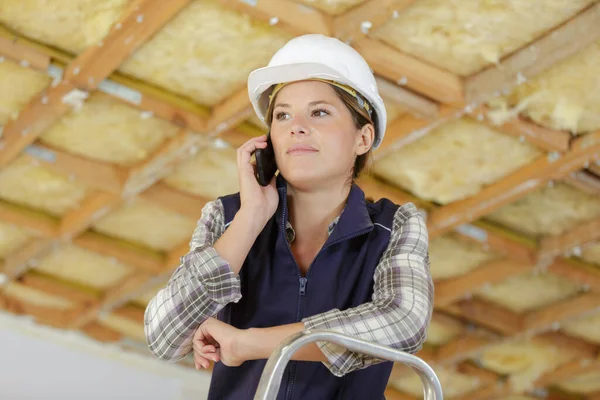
[193, 317, 246, 369]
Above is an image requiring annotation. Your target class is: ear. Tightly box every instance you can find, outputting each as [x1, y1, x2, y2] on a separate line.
[355, 124, 375, 156]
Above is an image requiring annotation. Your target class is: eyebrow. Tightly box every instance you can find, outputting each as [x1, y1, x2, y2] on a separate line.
[274, 100, 335, 109]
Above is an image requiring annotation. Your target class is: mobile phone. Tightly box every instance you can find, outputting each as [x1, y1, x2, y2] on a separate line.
[255, 133, 277, 186]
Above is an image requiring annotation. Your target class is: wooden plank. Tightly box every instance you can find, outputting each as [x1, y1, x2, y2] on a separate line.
[334, 0, 417, 43]
[437, 333, 496, 363]
[207, 86, 254, 134]
[138, 182, 207, 221]
[535, 359, 600, 387]
[0, 33, 50, 71]
[0, 200, 58, 237]
[2, 238, 54, 279]
[375, 76, 440, 120]
[535, 331, 598, 359]
[123, 130, 207, 196]
[453, 221, 538, 264]
[523, 292, 600, 332]
[539, 216, 600, 259]
[374, 105, 457, 155]
[356, 175, 427, 209]
[217, 0, 332, 37]
[589, 160, 600, 176]
[80, 322, 122, 343]
[428, 131, 600, 237]
[441, 298, 523, 336]
[547, 258, 600, 293]
[564, 170, 600, 195]
[477, 106, 571, 152]
[353, 38, 464, 104]
[434, 259, 535, 306]
[22, 144, 126, 194]
[103, 74, 209, 132]
[0, 82, 78, 167]
[19, 273, 100, 305]
[465, 3, 600, 104]
[59, 192, 123, 239]
[72, 232, 164, 273]
[64, 0, 192, 88]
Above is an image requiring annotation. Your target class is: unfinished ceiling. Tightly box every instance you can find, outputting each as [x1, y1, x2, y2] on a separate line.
[0, 1, 599, 399]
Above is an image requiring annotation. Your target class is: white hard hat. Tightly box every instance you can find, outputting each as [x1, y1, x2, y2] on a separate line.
[247, 34, 387, 149]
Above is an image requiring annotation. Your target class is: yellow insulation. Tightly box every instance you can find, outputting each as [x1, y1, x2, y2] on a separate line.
[561, 312, 600, 345]
[34, 244, 135, 290]
[486, 183, 600, 238]
[298, 0, 366, 16]
[0, 0, 130, 54]
[488, 41, 600, 134]
[100, 312, 145, 343]
[163, 143, 239, 199]
[0, 57, 51, 125]
[477, 271, 581, 313]
[41, 92, 180, 166]
[478, 339, 577, 392]
[425, 315, 464, 347]
[556, 370, 600, 394]
[373, 118, 541, 204]
[117, 0, 291, 106]
[373, 0, 594, 76]
[391, 366, 481, 398]
[3, 282, 76, 310]
[0, 155, 90, 217]
[0, 221, 33, 258]
[581, 242, 600, 266]
[428, 234, 499, 280]
[91, 197, 196, 252]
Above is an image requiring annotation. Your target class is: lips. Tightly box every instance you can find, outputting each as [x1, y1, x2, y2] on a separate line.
[287, 144, 318, 154]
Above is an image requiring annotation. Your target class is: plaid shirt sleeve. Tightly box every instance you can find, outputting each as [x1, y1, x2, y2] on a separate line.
[302, 203, 434, 377]
[144, 199, 242, 362]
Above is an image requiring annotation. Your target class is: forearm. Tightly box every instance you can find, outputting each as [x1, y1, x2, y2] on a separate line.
[238, 322, 328, 363]
[214, 207, 267, 275]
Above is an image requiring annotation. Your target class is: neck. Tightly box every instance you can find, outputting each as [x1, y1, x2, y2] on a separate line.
[286, 180, 351, 244]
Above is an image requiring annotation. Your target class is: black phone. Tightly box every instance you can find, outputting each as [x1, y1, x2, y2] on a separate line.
[255, 133, 278, 186]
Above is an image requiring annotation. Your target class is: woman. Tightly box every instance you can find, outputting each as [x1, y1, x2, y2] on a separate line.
[144, 34, 434, 400]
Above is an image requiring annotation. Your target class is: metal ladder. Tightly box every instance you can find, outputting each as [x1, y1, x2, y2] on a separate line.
[254, 330, 444, 400]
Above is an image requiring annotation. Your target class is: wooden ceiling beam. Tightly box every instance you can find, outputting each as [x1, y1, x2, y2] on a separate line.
[333, 0, 416, 44]
[434, 258, 536, 307]
[0, 82, 80, 168]
[428, 129, 600, 237]
[0, 30, 50, 71]
[64, 0, 192, 89]
[464, 2, 600, 105]
[219, 0, 333, 36]
[540, 216, 600, 260]
[564, 170, 600, 195]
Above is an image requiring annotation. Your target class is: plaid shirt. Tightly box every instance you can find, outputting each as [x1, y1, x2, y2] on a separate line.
[144, 198, 434, 377]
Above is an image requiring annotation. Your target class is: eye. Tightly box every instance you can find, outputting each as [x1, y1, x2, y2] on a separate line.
[275, 111, 290, 121]
[311, 108, 330, 117]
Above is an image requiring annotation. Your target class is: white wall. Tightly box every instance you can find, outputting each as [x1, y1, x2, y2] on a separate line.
[0, 312, 212, 400]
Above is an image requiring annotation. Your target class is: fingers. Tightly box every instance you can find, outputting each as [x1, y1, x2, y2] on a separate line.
[193, 341, 221, 370]
[237, 135, 268, 170]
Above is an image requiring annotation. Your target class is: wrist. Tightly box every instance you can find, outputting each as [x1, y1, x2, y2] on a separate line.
[235, 327, 259, 362]
[236, 206, 270, 235]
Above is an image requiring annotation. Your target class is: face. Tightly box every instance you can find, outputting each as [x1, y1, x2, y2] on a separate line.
[269, 80, 374, 190]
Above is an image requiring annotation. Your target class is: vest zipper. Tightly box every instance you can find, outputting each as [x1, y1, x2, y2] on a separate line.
[283, 222, 373, 400]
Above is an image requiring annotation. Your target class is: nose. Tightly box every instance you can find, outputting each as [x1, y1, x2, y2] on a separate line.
[290, 113, 308, 136]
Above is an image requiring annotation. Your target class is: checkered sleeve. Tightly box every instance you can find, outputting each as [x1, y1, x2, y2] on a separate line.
[144, 199, 242, 362]
[302, 203, 434, 377]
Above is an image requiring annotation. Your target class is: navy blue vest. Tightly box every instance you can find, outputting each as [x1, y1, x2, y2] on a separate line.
[208, 175, 399, 400]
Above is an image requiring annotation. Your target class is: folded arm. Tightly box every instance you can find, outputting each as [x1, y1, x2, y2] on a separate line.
[236, 205, 433, 375]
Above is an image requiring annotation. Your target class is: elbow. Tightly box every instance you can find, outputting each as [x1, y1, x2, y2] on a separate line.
[388, 302, 432, 355]
[143, 300, 185, 363]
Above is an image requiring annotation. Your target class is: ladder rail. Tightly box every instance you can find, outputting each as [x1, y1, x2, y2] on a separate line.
[254, 330, 443, 400]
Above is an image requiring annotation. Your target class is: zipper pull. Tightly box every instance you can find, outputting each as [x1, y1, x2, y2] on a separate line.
[299, 277, 307, 296]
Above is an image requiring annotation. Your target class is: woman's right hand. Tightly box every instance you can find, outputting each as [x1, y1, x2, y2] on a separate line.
[237, 135, 279, 226]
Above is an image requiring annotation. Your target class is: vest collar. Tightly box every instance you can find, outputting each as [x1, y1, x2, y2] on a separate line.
[275, 174, 373, 244]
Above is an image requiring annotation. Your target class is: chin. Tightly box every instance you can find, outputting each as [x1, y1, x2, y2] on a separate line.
[279, 167, 324, 191]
